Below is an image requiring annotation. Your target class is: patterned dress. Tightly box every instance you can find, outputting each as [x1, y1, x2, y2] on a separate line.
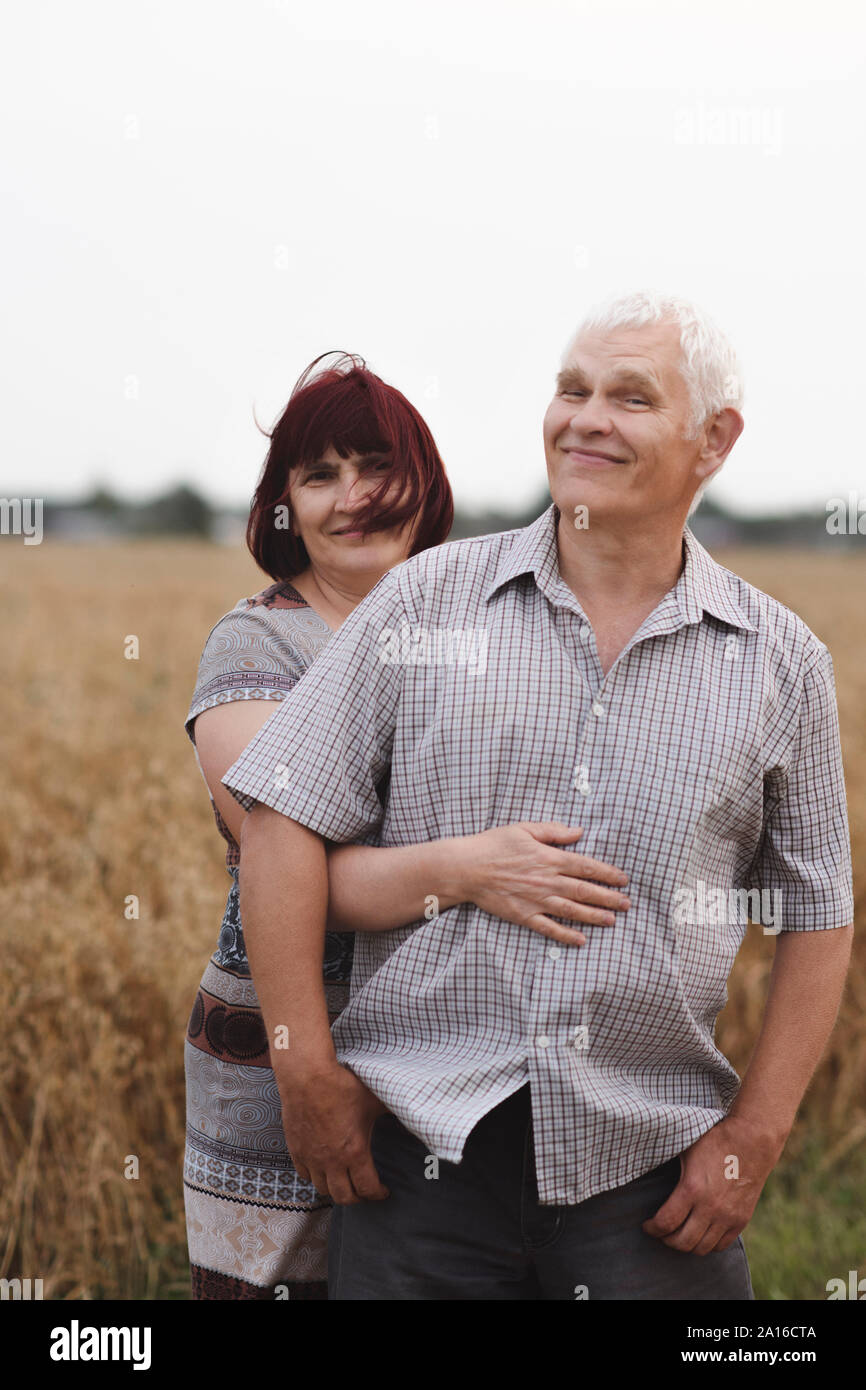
[182, 579, 354, 1299]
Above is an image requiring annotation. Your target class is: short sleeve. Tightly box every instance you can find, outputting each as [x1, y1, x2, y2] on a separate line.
[753, 642, 854, 930]
[221, 569, 407, 844]
[184, 605, 307, 743]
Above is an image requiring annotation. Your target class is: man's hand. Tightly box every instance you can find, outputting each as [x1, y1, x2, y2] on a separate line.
[277, 1062, 391, 1205]
[641, 1116, 784, 1254]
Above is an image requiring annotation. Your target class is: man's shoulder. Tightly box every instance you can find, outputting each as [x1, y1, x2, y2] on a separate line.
[387, 518, 532, 599]
[707, 551, 828, 669]
[405, 519, 528, 575]
[311, 519, 533, 646]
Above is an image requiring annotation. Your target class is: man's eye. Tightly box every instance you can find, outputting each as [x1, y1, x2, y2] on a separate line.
[626, 397, 648, 406]
[562, 389, 586, 398]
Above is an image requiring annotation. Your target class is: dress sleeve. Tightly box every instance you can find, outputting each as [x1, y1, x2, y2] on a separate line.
[184, 604, 307, 744]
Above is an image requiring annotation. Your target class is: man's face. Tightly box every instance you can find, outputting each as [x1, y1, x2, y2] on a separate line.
[542, 320, 718, 526]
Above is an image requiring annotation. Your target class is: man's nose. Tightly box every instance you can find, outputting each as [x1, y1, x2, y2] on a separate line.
[569, 394, 614, 434]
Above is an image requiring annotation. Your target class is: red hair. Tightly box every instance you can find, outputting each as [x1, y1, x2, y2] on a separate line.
[247, 352, 454, 580]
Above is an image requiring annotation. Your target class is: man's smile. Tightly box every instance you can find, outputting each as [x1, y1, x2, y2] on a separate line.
[560, 445, 628, 465]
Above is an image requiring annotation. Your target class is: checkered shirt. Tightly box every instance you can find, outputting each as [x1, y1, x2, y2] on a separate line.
[223, 503, 854, 1203]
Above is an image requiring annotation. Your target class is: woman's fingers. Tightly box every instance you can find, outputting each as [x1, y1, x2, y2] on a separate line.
[570, 854, 629, 885]
[524, 822, 585, 844]
[563, 896, 626, 924]
[516, 893, 632, 944]
[521, 825, 628, 885]
[569, 879, 631, 911]
[523, 915, 587, 945]
[519, 876, 629, 917]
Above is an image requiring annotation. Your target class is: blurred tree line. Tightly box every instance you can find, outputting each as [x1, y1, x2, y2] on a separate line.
[31, 482, 861, 548]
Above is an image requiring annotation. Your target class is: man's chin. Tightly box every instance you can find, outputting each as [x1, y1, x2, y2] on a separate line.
[551, 486, 629, 529]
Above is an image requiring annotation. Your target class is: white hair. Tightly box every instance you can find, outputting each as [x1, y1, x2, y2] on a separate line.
[562, 290, 744, 513]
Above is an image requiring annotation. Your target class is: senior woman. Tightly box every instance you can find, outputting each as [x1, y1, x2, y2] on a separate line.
[183, 352, 630, 1299]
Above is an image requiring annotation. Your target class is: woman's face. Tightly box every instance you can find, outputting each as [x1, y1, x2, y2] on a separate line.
[287, 443, 416, 580]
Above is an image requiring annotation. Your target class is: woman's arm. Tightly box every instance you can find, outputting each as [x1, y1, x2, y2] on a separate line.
[326, 825, 631, 945]
[194, 699, 284, 844]
[195, 702, 631, 947]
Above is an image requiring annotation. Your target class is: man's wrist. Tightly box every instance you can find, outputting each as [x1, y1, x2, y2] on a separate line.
[725, 1102, 791, 1158]
[271, 1042, 340, 1093]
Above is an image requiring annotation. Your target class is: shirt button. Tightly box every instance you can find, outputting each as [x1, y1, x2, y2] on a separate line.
[536, 1034, 550, 1048]
[591, 700, 605, 718]
[572, 764, 590, 795]
[579, 624, 591, 641]
[547, 946, 562, 960]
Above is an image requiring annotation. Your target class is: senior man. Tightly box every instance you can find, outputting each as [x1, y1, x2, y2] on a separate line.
[224, 291, 853, 1300]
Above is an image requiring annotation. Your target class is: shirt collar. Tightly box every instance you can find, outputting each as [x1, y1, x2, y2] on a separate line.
[482, 502, 757, 633]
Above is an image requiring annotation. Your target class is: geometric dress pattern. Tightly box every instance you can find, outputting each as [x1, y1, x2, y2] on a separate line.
[182, 581, 353, 1298]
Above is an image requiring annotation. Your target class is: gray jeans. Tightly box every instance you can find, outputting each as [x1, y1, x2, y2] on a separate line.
[328, 1084, 755, 1300]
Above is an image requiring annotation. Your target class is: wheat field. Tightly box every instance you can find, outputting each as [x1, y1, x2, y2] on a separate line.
[0, 538, 863, 1300]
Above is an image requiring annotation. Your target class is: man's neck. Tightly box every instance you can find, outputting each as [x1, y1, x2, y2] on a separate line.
[555, 515, 687, 675]
[556, 515, 686, 612]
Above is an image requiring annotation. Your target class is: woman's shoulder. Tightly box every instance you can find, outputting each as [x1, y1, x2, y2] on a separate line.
[203, 579, 328, 653]
[185, 580, 332, 736]
[241, 578, 310, 612]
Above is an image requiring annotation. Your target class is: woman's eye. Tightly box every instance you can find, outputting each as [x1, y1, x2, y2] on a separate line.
[305, 470, 332, 482]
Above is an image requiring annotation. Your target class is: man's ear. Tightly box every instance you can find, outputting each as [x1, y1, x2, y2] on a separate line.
[695, 407, 744, 484]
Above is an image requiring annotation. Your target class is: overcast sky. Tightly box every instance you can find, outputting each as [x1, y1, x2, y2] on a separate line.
[3, 0, 864, 516]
